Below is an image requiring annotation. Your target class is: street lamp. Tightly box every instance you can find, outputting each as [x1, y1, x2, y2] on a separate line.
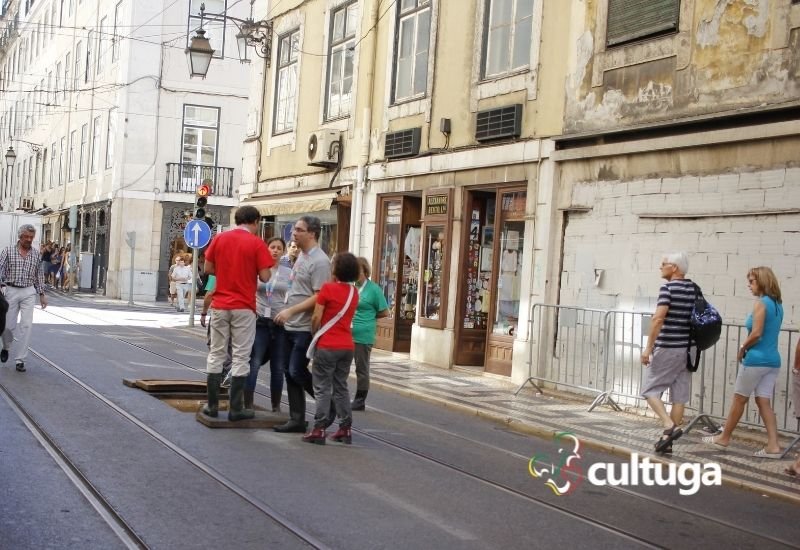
[186, 1, 273, 78]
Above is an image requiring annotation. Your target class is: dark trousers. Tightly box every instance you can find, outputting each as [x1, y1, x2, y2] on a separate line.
[275, 329, 313, 422]
[312, 348, 354, 429]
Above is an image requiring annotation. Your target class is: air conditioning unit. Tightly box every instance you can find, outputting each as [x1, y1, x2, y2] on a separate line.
[19, 197, 34, 210]
[307, 129, 341, 168]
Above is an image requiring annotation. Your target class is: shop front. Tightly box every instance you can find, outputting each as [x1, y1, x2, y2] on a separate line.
[371, 184, 528, 376]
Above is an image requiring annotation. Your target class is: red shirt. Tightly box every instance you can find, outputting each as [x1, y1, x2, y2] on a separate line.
[316, 282, 359, 350]
[205, 228, 273, 311]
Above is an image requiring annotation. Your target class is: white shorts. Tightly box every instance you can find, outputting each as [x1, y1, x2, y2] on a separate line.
[734, 367, 779, 398]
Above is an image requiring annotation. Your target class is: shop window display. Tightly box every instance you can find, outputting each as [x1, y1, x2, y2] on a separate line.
[377, 200, 402, 319]
[421, 225, 445, 320]
[493, 193, 524, 336]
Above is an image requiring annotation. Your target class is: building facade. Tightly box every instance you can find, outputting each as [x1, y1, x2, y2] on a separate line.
[244, 0, 800, 383]
[0, 0, 248, 299]
[241, 0, 573, 380]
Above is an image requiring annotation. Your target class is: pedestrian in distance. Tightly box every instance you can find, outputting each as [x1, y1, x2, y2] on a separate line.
[303, 252, 360, 445]
[703, 266, 784, 458]
[40, 242, 52, 286]
[273, 216, 332, 433]
[281, 239, 300, 268]
[640, 252, 696, 454]
[0, 224, 48, 372]
[202, 206, 274, 422]
[171, 256, 193, 312]
[351, 257, 389, 411]
[48, 245, 62, 287]
[167, 253, 183, 305]
[244, 237, 289, 411]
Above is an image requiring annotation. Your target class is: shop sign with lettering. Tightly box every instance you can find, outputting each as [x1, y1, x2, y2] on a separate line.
[425, 194, 449, 216]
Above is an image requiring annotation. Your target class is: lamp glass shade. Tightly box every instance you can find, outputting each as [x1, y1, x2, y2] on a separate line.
[5, 146, 16, 168]
[236, 31, 251, 63]
[186, 30, 215, 78]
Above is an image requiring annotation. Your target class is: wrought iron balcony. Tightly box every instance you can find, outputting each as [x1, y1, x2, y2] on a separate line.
[165, 163, 234, 198]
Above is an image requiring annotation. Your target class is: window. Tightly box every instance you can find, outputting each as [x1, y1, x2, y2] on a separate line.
[606, 0, 680, 47]
[46, 71, 52, 110]
[106, 108, 116, 168]
[59, 136, 65, 184]
[112, 1, 122, 61]
[64, 53, 70, 97]
[74, 41, 82, 89]
[51, 2, 57, 36]
[55, 62, 61, 103]
[325, 2, 358, 120]
[90, 115, 101, 173]
[41, 149, 48, 191]
[79, 123, 87, 178]
[85, 31, 93, 83]
[182, 105, 219, 167]
[273, 30, 299, 134]
[97, 17, 106, 74]
[49, 142, 56, 188]
[483, 0, 533, 78]
[393, 0, 431, 102]
[187, 0, 225, 58]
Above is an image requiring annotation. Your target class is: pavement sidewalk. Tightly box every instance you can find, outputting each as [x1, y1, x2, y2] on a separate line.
[366, 349, 800, 504]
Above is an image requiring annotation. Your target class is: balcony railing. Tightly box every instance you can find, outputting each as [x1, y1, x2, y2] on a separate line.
[165, 163, 234, 198]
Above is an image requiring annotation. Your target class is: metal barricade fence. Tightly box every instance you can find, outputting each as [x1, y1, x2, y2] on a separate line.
[517, 304, 620, 411]
[519, 303, 800, 452]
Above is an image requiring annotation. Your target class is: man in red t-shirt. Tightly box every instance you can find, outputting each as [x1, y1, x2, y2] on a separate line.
[202, 206, 273, 421]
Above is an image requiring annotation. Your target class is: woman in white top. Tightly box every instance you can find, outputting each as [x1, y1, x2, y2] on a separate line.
[171, 257, 193, 312]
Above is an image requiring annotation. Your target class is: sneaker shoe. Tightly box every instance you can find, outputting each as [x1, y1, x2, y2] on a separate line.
[15, 361, 25, 372]
[0, 349, 8, 363]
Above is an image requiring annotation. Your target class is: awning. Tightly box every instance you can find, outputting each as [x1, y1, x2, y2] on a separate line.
[241, 190, 338, 216]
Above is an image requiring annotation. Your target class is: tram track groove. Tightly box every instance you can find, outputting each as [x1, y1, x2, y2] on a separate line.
[36, 302, 797, 548]
[0, 380, 148, 550]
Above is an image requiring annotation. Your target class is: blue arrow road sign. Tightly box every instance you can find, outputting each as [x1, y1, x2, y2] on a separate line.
[184, 219, 212, 249]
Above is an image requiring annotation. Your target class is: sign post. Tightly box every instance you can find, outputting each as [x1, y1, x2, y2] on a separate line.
[125, 231, 135, 306]
[183, 219, 211, 327]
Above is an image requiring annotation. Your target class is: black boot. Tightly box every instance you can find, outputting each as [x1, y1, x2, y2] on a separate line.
[244, 389, 255, 410]
[228, 377, 255, 421]
[274, 381, 307, 432]
[270, 389, 282, 412]
[202, 373, 222, 417]
[351, 390, 368, 411]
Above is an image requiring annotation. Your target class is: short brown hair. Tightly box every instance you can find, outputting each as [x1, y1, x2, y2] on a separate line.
[357, 257, 371, 278]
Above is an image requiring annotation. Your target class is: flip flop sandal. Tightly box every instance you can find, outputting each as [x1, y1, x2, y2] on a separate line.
[655, 425, 683, 453]
[753, 448, 782, 459]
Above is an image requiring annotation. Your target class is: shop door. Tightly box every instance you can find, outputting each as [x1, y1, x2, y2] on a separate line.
[374, 195, 422, 353]
[454, 190, 495, 365]
[485, 189, 526, 376]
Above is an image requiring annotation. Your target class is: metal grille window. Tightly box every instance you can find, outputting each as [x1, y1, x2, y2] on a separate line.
[273, 29, 299, 135]
[393, 0, 431, 103]
[91, 115, 101, 174]
[606, 0, 680, 47]
[187, 0, 225, 58]
[325, 1, 358, 120]
[483, 0, 533, 78]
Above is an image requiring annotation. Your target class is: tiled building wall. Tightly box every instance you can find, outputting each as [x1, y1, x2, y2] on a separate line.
[559, 167, 800, 328]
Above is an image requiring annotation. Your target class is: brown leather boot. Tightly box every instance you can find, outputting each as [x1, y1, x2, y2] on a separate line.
[329, 426, 352, 444]
[302, 427, 326, 445]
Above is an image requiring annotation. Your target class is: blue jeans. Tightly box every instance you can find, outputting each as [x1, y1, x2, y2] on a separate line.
[246, 317, 272, 391]
[275, 329, 313, 389]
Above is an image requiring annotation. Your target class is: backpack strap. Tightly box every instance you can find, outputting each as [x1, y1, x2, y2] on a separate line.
[689, 281, 701, 371]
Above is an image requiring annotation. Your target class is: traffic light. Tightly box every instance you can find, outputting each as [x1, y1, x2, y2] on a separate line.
[195, 184, 211, 219]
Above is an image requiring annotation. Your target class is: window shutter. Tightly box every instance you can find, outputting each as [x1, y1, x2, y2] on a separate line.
[606, 0, 680, 47]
